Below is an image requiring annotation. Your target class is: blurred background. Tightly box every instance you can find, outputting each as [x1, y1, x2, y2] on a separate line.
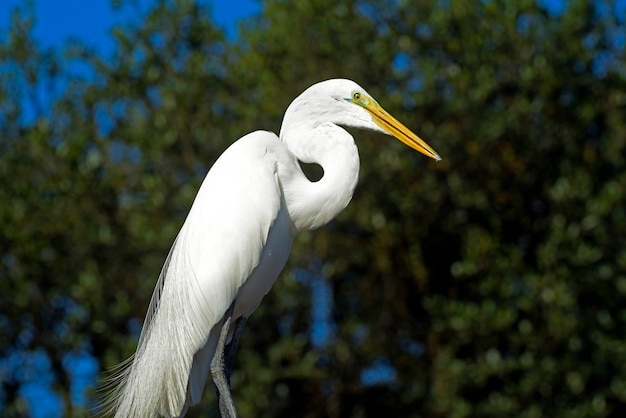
[1, 0, 625, 417]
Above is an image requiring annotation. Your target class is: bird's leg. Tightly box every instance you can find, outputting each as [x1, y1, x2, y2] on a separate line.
[224, 315, 248, 386]
[211, 301, 239, 418]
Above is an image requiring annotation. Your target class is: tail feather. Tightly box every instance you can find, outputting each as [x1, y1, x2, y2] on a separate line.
[102, 231, 226, 418]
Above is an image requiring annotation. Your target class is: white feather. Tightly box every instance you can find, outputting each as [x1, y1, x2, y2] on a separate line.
[110, 132, 296, 417]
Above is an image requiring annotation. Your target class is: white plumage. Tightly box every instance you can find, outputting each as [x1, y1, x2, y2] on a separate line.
[107, 79, 440, 417]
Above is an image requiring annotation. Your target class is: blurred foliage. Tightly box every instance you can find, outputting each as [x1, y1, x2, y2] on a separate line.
[1, 0, 626, 417]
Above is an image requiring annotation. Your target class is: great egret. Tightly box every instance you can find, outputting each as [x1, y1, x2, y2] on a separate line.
[107, 79, 440, 418]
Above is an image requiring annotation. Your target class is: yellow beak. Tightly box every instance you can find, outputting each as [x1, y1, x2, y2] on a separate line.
[359, 100, 441, 161]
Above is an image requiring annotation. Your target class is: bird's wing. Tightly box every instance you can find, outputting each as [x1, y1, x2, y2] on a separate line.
[111, 131, 293, 418]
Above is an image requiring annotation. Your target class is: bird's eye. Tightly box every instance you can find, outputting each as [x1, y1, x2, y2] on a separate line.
[352, 91, 362, 101]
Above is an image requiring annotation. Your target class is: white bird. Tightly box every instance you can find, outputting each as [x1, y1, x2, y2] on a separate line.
[107, 79, 440, 418]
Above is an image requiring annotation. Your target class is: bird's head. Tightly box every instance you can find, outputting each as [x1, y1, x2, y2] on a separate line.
[281, 78, 441, 162]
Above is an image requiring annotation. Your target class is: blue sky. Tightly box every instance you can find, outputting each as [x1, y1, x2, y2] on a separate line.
[0, 1, 262, 122]
[0, 0, 261, 53]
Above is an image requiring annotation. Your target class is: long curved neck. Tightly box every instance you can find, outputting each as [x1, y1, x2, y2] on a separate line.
[279, 122, 360, 232]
